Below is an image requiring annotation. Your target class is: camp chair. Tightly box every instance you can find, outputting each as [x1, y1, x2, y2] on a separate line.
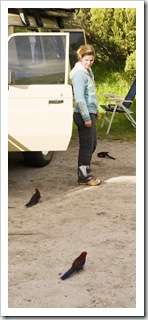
[100, 78, 136, 134]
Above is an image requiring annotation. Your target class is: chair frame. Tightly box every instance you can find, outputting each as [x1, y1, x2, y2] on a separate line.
[100, 93, 136, 135]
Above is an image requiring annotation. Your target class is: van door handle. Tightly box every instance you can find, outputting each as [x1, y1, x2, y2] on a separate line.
[48, 100, 64, 104]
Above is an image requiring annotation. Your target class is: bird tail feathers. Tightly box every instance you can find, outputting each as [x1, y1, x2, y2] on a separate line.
[25, 202, 31, 207]
[106, 154, 116, 160]
[60, 268, 75, 280]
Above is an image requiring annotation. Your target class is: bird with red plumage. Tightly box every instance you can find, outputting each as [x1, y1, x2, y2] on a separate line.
[60, 251, 87, 280]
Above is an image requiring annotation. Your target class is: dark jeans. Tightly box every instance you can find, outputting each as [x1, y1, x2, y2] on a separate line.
[73, 112, 97, 168]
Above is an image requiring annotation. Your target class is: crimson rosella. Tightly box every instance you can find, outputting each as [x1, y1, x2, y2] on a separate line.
[25, 188, 41, 207]
[60, 251, 87, 280]
[97, 151, 116, 160]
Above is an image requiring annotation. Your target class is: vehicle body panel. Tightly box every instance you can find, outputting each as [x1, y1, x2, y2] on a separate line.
[8, 84, 73, 151]
[8, 32, 73, 151]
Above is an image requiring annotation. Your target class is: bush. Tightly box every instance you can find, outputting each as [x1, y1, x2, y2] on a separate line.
[124, 51, 136, 81]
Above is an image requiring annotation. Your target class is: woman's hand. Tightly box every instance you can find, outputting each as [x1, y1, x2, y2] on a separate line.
[96, 114, 101, 120]
[85, 120, 92, 127]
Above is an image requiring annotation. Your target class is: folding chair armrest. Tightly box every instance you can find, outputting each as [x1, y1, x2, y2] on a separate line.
[122, 99, 133, 103]
[103, 93, 116, 97]
[103, 93, 124, 99]
[108, 97, 124, 102]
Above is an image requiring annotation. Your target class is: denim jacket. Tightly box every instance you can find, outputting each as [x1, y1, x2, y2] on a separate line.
[70, 62, 99, 121]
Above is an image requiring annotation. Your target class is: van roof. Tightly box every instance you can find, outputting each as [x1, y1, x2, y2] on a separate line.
[8, 8, 78, 28]
[8, 8, 77, 19]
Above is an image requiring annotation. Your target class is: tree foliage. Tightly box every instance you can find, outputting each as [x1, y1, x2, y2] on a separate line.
[65, 8, 136, 73]
[124, 50, 136, 81]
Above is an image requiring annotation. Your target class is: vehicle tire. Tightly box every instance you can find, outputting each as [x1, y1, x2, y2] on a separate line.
[23, 151, 54, 167]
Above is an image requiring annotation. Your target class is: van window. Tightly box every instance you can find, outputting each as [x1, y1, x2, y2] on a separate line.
[8, 34, 67, 84]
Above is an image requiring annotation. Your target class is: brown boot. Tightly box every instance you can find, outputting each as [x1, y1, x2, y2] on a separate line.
[78, 177, 101, 186]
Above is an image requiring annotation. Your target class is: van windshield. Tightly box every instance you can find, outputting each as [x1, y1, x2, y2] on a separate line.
[8, 35, 66, 84]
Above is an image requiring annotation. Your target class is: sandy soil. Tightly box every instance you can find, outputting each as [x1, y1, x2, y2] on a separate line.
[8, 139, 136, 311]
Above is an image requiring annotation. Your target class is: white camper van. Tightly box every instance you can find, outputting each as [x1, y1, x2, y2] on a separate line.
[8, 8, 86, 166]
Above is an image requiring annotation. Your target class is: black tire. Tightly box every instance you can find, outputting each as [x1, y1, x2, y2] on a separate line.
[23, 151, 54, 167]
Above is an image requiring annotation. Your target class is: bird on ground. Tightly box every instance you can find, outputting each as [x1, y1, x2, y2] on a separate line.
[60, 251, 87, 280]
[25, 188, 41, 207]
[97, 151, 116, 160]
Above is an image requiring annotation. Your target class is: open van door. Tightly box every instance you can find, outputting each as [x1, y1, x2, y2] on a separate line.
[8, 32, 73, 152]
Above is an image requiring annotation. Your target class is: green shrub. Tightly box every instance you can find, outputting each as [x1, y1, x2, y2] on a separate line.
[124, 51, 136, 81]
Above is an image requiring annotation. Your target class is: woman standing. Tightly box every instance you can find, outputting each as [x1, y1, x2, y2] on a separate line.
[70, 44, 101, 186]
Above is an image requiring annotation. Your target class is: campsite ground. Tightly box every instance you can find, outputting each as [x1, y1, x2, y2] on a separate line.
[8, 138, 136, 312]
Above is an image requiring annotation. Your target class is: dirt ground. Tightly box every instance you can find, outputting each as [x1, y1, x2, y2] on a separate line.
[8, 139, 136, 311]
